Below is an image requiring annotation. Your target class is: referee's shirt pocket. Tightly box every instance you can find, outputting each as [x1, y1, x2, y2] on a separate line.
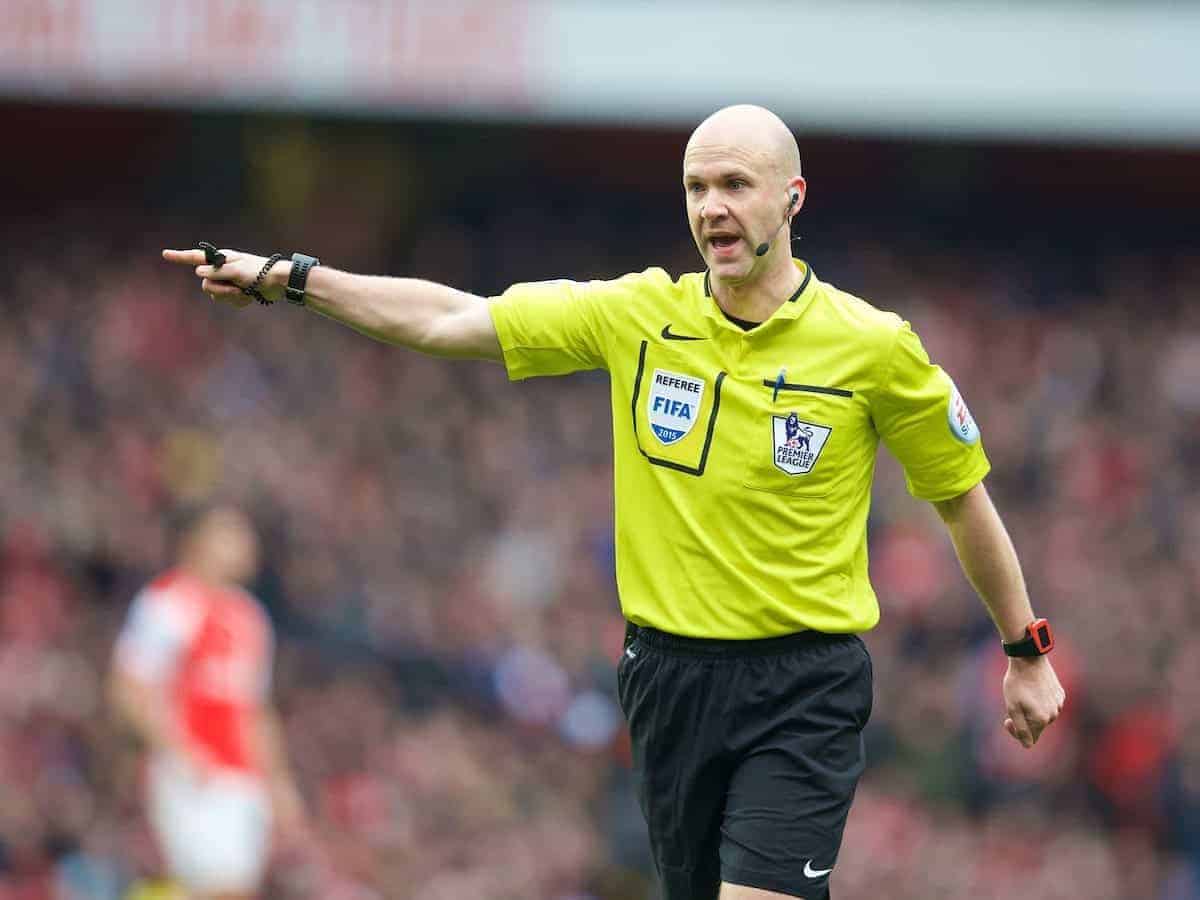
[631, 342, 726, 477]
[741, 380, 858, 497]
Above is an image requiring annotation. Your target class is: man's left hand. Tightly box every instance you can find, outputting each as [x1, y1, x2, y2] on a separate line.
[1002, 656, 1066, 748]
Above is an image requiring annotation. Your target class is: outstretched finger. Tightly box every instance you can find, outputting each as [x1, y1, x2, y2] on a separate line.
[163, 248, 206, 266]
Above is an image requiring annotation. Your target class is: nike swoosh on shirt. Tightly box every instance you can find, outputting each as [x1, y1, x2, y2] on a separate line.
[803, 861, 833, 878]
[661, 324, 705, 341]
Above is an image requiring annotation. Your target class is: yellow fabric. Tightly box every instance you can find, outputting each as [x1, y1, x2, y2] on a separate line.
[123, 879, 186, 900]
[489, 261, 990, 637]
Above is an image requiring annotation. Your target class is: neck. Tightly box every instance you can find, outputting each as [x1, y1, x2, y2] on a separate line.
[711, 258, 803, 323]
[180, 558, 229, 588]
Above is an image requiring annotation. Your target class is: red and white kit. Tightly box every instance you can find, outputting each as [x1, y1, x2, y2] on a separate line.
[115, 568, 275, 893]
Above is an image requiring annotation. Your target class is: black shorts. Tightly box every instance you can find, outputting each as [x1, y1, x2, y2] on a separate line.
[617, 623, 873, 900]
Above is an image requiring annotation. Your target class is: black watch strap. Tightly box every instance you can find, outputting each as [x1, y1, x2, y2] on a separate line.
[1003, 637, 1042, 658]
[285, 252, 320, 305]
[1002, 618, 1054, 657]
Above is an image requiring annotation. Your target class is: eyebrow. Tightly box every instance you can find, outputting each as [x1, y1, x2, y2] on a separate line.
[683, 168, 754, 183]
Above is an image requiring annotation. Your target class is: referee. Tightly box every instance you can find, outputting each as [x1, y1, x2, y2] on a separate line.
[165, 104, 1065, 900]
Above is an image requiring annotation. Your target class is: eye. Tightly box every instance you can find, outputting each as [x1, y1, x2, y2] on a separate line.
[687, 183, 706, 195]
[728, 179, 747, 191]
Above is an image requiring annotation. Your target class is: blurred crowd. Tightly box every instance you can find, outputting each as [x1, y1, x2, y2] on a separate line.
[0, 195, 1197, 900]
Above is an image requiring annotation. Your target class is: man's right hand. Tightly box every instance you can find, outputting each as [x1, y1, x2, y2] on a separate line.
[163, 245, 505, 361]
[162, 247, 292, 307]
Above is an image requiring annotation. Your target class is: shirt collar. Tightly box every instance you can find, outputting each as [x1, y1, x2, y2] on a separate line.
[701, 259, 818, 328]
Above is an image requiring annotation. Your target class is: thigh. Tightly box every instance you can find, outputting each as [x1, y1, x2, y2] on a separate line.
[148, 756, 272, 894]
[618, 640, 727, 900]
[719, 638, 872, 900]
[720, 883, 814, 899]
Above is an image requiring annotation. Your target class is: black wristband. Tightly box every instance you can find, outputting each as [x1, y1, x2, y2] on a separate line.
[285, 252, 321, 305]
[242, 253, 287, 306]
[1002, 636, 1042, 657]
[1002, 618, 1054, 657]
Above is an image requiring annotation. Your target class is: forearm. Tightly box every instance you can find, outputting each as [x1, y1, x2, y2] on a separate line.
[255, 710, 297, 789]
[173, 246, 503, 359]
[934, 482, 1034, 642]
[255, 709, 306, 834]
[270, 262, 500, 360]
[939, 485, 1066, 748]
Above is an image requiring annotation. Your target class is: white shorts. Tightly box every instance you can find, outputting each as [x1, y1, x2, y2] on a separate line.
[147, 754, 272, 894]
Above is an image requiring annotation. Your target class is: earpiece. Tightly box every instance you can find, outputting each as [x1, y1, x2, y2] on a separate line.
[755, 192, 801, 257]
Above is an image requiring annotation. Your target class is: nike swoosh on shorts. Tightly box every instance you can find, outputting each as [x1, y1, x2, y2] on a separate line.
[804, 860, 833, 878]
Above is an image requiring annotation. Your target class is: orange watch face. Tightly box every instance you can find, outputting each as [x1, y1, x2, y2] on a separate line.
[1029, 618, 1054, 654]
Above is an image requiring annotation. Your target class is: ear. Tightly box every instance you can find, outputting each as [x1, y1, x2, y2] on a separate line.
[788, 177, 808, 214]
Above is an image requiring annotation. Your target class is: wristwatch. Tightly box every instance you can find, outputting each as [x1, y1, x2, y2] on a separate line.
[1002, 618, 1054, 657]
[285, 252, 321, 305]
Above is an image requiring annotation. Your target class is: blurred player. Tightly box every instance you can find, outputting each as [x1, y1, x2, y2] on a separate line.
[110, 506, 304, 900]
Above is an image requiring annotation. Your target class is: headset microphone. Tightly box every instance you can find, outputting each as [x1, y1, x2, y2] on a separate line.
[754, 192, 800, 258]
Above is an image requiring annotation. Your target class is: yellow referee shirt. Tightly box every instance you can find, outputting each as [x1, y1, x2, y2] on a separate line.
[488, 261, 990, 638]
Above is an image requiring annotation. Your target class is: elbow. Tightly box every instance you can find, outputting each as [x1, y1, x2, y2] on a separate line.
[419, 308, 500, 361]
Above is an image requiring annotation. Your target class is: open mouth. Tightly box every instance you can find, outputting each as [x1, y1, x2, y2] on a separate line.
[709, 235, 740, 251]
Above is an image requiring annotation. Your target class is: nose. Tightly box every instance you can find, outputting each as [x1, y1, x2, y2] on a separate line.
[699, 196, 728, 221]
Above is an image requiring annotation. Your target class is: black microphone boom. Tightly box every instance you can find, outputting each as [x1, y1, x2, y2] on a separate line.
[753, 193, 799, 258]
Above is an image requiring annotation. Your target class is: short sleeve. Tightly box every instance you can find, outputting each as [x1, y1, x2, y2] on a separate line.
[113, 588, 201, 681]
[873, 321, 991, 501]
[488, 278, 614, 379]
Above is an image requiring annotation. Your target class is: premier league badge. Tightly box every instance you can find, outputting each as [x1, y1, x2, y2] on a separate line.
[648, 368, 706, 445]
[946, 381, 981, 444]
[772, 412, 832, 474]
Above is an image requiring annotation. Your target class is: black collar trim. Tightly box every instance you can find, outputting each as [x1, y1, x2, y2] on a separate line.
[704, 262, 812, 302]
[788, 262, 813, 302]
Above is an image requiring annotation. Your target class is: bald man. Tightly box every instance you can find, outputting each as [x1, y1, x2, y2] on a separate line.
[165, 105, 1064, 900]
